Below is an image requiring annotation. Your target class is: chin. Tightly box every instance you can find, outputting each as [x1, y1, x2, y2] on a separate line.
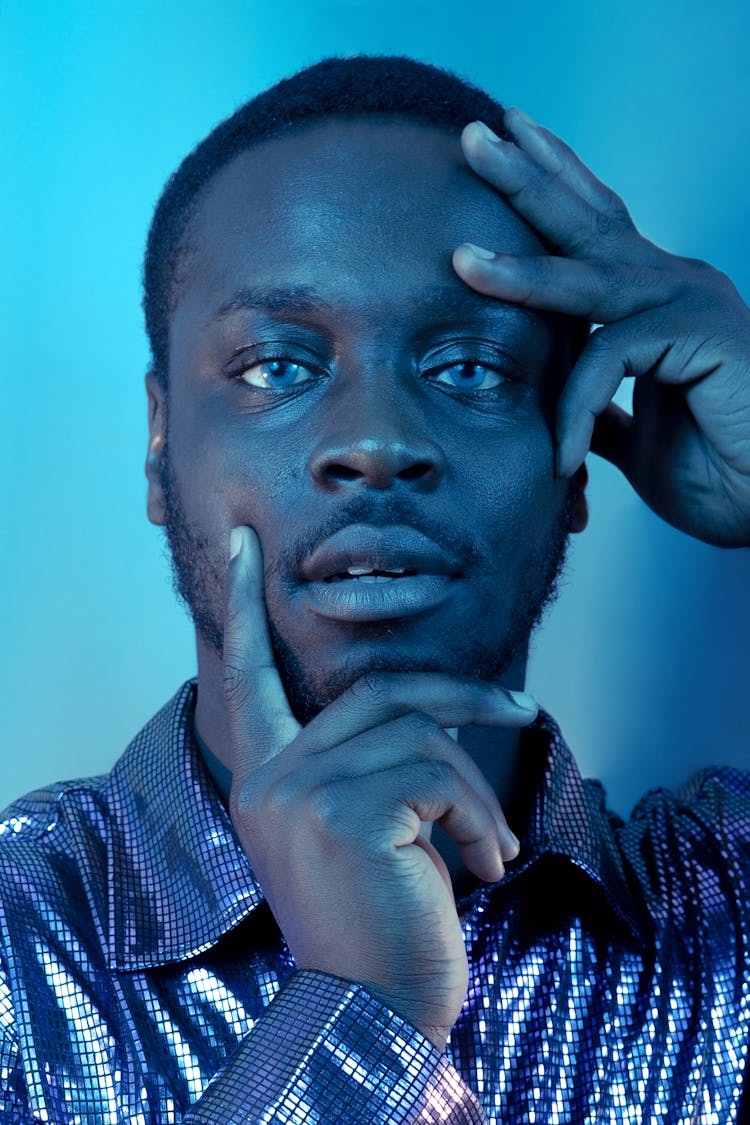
[269, 616, 523, 725]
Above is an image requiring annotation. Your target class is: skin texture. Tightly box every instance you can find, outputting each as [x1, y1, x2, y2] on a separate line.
[144, 116, 589, 891]
[454, 114, 750, 545]
[142, 109, 750, 1046]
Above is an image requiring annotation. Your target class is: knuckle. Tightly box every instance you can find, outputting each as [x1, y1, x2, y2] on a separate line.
[308, 783, 345, 832]
[222, 660, 253, 711]
[572, 211, 624, 259]
[230, 772, 262, 824]
[629, 265, 655, 291]
[349, 671, 391, 707]
[594, 210, 625, 242]
[403, 710, 442, 741]
[604, 190, 632, 225]
[264, 774, 302, 819]
[599, 262, 636, 307]
[423, 758, 458, 794]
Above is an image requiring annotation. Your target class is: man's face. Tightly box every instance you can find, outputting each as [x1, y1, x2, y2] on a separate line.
[147, 116, 587, 723]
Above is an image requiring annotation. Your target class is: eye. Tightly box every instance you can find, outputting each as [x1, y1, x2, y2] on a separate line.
[235, 357, 320, 390]
[426, 361, 508, 391]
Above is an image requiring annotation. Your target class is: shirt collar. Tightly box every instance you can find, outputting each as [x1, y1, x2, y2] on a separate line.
[106, 678, 642, 971]
[494, 708, 645, 942]
[106, 678, 263, 971]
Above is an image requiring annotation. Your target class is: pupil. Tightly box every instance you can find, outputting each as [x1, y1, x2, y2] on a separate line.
[452, 363, 484, 386]
[262, 360, 298, 385]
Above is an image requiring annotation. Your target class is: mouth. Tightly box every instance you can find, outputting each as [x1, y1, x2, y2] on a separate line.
[300, 571, 457, 621]
[298, 523, 463, 622]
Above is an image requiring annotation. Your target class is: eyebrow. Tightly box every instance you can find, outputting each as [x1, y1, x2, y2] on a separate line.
[211, 282, 546, 331]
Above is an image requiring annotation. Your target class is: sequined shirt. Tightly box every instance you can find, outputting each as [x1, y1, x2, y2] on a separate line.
[0, 678, 748, 1124]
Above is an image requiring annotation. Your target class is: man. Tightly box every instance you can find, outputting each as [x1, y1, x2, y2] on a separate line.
[0, 53, 748, 1124]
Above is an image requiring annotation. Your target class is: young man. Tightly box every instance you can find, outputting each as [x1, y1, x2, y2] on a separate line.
[1, 55, 748, 1124]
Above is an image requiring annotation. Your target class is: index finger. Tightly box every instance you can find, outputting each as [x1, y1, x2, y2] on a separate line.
[223, 526, 300, 783]
[502, 107, 633, 223]
[461, 119, 632, 261]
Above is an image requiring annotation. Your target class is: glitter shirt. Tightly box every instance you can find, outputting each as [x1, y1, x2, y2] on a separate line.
[0, 678, 748, 1123]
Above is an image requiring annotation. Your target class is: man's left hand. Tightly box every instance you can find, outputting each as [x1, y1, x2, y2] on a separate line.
[453, 110, 750, 548]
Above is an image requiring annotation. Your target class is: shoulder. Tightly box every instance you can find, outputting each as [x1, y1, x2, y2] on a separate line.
[625, 764, 750, 845]
[0, 772, 110, 847]
[0, 773, 111, 911]
[0, 773, 117, 986]
[617, 765, 750, 931]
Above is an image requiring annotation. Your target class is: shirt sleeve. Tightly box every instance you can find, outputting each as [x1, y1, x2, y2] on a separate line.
[182, 970, 487, 1124]
[0, 955, 36, 1125]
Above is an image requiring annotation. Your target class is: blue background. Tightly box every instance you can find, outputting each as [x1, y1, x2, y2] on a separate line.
[1, 0, 748, 815]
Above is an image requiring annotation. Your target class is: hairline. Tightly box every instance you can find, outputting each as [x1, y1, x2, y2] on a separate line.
[168, 110, 471, 341]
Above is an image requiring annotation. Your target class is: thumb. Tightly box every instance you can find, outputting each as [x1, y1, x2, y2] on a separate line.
[223, 526, 300, 788]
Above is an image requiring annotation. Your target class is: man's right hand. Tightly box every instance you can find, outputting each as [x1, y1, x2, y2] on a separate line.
[222, 525, 538, 1052]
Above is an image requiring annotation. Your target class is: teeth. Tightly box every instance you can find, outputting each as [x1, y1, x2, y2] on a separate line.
[328, 567, 414, 583]
[345, 566, 407, 576]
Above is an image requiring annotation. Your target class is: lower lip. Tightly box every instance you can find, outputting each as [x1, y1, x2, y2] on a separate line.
[301, 575, 456, 622]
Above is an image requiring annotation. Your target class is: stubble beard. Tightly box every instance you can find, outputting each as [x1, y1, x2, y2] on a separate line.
[158, 431, 581, 726]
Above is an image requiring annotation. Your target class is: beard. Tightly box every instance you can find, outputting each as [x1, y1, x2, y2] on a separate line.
[158, 425, 583, 726]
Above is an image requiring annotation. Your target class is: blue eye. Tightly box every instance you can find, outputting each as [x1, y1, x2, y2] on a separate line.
[429, 362, 507, 390]
[238, 358, 317, 389]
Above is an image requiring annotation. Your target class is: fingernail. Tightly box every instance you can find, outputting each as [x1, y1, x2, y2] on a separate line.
[464, 242, 495, 261]
[472, 120, 501, 145]
[504, 827, 521, 856]
[509, 690, 538, 713]
[229, 527, 244, 560]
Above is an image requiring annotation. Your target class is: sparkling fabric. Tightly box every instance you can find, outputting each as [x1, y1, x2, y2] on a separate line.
[0, 679, 748, 1124]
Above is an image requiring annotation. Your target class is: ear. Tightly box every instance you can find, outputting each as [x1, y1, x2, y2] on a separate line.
[145, 369, 167, 527]
[569, 461, 589, 533]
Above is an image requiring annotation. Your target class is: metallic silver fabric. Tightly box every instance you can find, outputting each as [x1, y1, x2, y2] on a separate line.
[0, 678, 748, 1123]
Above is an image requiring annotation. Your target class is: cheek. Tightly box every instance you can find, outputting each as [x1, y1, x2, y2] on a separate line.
[468, 423, 561, 544]
[170, 386, 280, 506]
[169, 389, 311, 578]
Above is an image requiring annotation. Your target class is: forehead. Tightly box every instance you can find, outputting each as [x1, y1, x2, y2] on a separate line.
[173, 115, 551, 336]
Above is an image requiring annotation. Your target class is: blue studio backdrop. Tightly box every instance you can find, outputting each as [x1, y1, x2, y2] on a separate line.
[1, 0, 748, 815]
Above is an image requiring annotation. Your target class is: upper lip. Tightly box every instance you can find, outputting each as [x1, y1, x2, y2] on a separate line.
[301, 524, 463, 582]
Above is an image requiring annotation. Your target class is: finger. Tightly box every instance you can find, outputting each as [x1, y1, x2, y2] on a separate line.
[461, 120, 634, 260]
[502, 107, 634, 224]
[223, 526, 300, 782]
[307, 713, 521, 859]
[296, 671, 539, 755]
[555, 319, 673, 476]
[411, 833, 456, 896]
[452, 248, 675, 322]
[361, 760, 508, 883]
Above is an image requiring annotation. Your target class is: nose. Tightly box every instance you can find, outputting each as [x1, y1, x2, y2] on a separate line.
[307, 377, 446, 492]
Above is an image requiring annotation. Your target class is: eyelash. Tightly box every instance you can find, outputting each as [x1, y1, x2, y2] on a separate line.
[228, 353, 515, 395]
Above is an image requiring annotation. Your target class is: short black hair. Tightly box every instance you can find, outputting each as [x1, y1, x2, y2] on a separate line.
[142, 53, 520, 393]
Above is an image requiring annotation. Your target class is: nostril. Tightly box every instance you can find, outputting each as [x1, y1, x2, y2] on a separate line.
[327, 464, 362, 481]
[399, 461, 435, 482]
[310, 442, 444, 491]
